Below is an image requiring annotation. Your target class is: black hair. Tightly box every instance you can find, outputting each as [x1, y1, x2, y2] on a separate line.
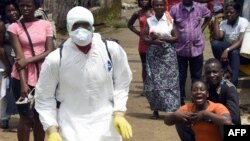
[225, 1, 241, 14]
[1, 0, 20, 21]
[18, 0, 40, 8]
[191, 80, 208, 90]
[33, 0, 40, 8]
[137, 0, 152, 9]
[204, 58, 222, 69]
[151, 0, 166, 6]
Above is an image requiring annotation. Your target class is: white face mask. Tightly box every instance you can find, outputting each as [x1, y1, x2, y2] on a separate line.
[69, 28, 93, 47]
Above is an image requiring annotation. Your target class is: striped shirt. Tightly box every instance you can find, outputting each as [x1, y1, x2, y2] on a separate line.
[170, 2, 211, 57]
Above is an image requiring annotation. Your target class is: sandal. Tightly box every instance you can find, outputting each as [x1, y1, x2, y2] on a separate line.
[151, 111, 159, 119]
[16, 88, 35, 105]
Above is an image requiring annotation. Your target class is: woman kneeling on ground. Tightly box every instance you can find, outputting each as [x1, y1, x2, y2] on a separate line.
[164, 80, 232, 141]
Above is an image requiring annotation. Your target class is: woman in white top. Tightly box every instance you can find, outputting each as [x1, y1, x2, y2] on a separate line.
[211, 1, 250, 86]
[143, 0, 180, 119]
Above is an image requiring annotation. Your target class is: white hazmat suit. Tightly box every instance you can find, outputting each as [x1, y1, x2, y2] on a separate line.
[35, 6, 132, 141]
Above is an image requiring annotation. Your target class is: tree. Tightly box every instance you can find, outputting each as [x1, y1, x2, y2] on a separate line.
[43, 0, 121, 29]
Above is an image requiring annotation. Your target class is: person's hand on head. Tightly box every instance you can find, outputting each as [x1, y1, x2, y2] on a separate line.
[215, 13, 224, 19]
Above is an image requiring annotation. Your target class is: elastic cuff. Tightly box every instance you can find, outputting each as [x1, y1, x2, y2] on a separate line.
[46, 126, 58, 134]
[113, 111, 125, 116]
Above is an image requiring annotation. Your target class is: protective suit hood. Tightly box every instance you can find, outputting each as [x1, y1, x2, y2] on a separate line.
[67, 6, 94, 33]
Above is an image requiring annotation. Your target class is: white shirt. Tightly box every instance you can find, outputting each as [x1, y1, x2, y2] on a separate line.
[147, 13, 173, 38]
[220, 17, 249, 44]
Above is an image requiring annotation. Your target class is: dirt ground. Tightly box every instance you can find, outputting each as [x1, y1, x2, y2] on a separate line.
[1, 1, 250, 141]
[0, 8, 180, 141]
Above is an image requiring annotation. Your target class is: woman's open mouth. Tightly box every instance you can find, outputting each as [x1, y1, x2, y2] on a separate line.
[194, 95, 204, 104]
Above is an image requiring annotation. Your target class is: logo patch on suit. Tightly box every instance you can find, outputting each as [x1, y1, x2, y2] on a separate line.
[107, 60, 112, 72]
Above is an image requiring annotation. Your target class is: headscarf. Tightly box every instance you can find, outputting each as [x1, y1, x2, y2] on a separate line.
[66, 6, 94, 33]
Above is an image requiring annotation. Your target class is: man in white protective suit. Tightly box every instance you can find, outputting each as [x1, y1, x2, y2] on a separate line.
[34, 6, 133, 141]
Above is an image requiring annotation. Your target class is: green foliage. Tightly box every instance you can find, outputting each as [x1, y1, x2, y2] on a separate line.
[104, 16, 127, 28]
[93, 2, 127, 28]
[204, 26, 210, 40]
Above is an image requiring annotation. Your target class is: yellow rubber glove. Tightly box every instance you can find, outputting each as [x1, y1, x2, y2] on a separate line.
[113, 114, 133, 139]
[47, 132, 62, 141]
[46, 126, 62, 141]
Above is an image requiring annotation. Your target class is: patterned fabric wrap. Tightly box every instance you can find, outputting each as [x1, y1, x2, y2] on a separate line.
[145, 43, 180, 112]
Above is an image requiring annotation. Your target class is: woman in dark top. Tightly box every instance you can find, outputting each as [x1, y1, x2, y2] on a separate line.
[0, 0, 20, 129]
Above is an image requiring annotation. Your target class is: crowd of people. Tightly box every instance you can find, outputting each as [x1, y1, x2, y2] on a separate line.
[0, 0, 249, 141]
[127, 0, 248, 140]
[0, 0, 133, 141]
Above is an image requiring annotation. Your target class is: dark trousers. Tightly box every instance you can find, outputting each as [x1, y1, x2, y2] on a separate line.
[177, 54, 203, 99]
[175, 122, 224, 141]
[175, 122, 195, 141]
[211, 40, 240, 86]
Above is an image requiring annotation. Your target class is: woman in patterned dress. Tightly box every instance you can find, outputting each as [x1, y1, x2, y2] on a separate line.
[143, 0, 180, 119]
